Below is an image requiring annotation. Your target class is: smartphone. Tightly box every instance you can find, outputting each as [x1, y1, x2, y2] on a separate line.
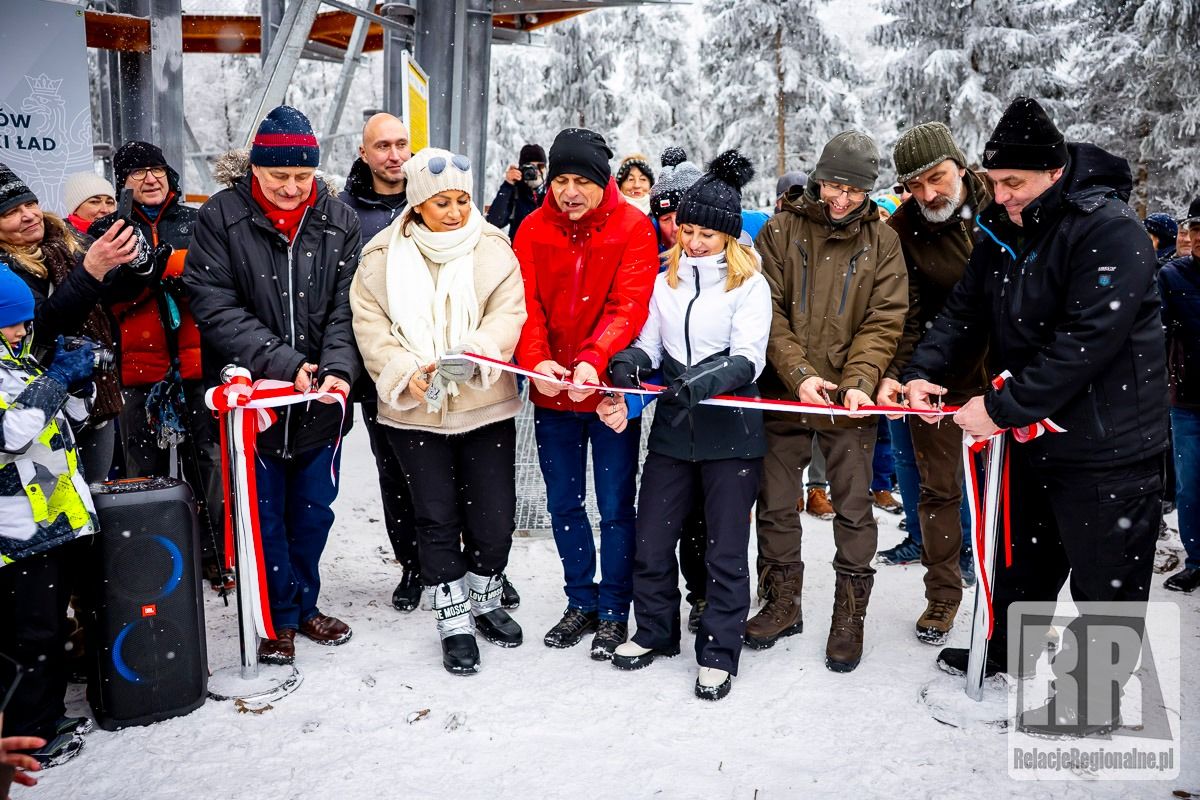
[116, 187, 134, 223]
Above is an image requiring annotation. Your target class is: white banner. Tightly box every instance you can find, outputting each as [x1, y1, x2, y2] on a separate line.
[0, 0, 95, 216]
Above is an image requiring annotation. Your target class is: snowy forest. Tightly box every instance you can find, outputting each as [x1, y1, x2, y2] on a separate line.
[178, 0, 1199, 215]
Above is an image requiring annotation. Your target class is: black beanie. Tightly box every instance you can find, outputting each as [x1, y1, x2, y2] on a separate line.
[0, 163, 36, 216]
[546, 128, 613, 189]
[114, 141, 169, 188]
[982, 97, 1068, 171]
[676, 150, 754, 238]
[518, 143, 546, 165]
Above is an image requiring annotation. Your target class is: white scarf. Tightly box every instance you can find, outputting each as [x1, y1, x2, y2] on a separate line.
[625, 192, 652, 216]
[385, 206, 484, 368]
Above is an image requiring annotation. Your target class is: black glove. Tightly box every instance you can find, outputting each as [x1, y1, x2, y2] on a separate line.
[608, 347, 651, 390]
[151, 243, 175, 282]
[661, 355, 756, 409]
[45, 336, 96, 390]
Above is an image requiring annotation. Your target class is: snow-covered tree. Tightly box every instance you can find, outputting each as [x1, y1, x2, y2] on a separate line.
[872, 0, 1077, 165]
[700, 0, 866, 207]
[606, 6, 702, 166]
[1066, 0, 1200, 215]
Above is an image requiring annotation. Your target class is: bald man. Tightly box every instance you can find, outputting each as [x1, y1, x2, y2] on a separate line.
[340, 113, 411, 241]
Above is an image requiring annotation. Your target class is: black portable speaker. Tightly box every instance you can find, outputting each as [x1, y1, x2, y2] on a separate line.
[86, 477, 208, 730]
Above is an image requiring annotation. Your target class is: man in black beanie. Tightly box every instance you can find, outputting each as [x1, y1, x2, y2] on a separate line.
[513, 127, 658, 660]
[485, 142, 547, 239]
[903, 96, 1167, 737]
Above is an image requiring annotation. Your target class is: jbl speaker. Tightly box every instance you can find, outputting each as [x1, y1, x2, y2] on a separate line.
[85, 477, 208, 730]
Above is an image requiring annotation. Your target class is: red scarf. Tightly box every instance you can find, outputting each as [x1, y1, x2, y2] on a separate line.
[251, 176, 317, 243]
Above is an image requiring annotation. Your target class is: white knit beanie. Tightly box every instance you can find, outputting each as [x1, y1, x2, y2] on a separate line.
[403, 148, 473, 207]
[63, 171, 117, 216]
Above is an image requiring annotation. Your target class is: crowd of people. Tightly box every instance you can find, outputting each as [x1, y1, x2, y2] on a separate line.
[0, 91, 1194, 779]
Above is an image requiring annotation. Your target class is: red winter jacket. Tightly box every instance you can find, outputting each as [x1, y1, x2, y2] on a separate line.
[92, 190, 202, 386]
[514, 179, 658, 412]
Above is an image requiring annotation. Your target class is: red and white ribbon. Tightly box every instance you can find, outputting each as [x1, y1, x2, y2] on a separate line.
[962, 372, 1067, 640]
[206, 368, 347, 641]
[452, 352, 960, 418]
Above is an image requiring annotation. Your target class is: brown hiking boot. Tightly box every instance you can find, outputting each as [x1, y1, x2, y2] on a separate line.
[744, 563, 804, 650]
[871, 489, 903, 514]
[915, 598, 960, 646]
[299, 613, 353, 646]
[257, 628, 296, 665]
[825, 573, 873, 672]
[805, 487, 834, 520]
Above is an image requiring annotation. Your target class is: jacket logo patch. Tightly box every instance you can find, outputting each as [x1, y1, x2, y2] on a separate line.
[1098, 265, 1116, 287]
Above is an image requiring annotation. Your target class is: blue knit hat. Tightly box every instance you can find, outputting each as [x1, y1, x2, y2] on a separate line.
[250, 106, 320, 168]
[0, 263, 35, 328]
[1144, 212, 1177, 243]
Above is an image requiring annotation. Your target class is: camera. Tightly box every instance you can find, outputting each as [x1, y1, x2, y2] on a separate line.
[520, 162, 542, 185]
[63, 336, 116, 372]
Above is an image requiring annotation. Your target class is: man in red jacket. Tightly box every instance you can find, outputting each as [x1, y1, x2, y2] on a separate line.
[514, 128, 658, 660]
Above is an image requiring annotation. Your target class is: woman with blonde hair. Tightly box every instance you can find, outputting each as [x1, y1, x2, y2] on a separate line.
[599, 151, 771, 700]
[351, 148, 527, 675]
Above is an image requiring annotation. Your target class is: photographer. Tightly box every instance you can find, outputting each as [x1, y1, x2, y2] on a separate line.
[0, 264, 100, 768]
[86, 143, 225, 586]
[485, 144, 546, 239]
[0, 163, 132, 481]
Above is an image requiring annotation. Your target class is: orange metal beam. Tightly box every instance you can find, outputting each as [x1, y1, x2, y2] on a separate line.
[86, 7, 588, 54]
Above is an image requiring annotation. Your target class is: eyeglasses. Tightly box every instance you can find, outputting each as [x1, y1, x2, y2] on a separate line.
[129, 166, 167, 181]
[892, 184, 905, 195]
[426, 154, 471, 175]
[819, 181, 868, 202]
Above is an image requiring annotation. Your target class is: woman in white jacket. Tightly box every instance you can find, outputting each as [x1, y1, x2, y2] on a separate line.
[599, 151, 771, 700]
[350, 149, 527, 675]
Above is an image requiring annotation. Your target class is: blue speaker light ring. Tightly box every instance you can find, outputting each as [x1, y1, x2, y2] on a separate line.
[112, 622, 145, 684]
[151, 535, 184, 600]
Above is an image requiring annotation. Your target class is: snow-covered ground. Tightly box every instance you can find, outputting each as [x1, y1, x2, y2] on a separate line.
[39, 420, 1197, 799]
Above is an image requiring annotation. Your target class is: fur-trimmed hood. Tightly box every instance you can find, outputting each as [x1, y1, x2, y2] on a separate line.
[212, 148, 340, 194]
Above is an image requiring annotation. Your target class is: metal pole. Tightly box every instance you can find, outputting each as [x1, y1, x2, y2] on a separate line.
[241, 0, 323, 148]
[463, 0, 493, 205]
[322, 0, 374, 149]
[261, 0, 286, 64]
[414, 0, 455, 148]
[381, 4, 417, 118]
[965, 434, 1006, 701]
[113, 0, 184, 184]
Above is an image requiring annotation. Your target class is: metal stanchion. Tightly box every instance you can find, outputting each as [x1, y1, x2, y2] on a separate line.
[207, 365, 302, 705]
[965, 433, 1006, 702]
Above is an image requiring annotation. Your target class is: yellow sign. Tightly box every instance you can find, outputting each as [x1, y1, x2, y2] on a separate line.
[402, 51, 429, 153]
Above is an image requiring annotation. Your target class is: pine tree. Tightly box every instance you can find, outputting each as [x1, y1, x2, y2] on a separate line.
[700, 0, 864, 207]
[1067, 0, 1200, 214]
[606, 6, 702, 164]
[872, 0, 1076, 164]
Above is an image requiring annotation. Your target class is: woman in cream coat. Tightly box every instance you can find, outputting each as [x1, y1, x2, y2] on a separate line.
[351, 148, 527, 675]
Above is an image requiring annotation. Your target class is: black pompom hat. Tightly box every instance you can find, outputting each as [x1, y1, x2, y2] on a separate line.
[676, 150, 754, 238]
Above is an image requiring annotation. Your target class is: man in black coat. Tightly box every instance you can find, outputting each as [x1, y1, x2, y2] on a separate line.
[89, 142, 227, 585]
[903, 97, 1167, 736]
[337, 112, 423, 611]
[485, 143, 546, 240]
[185, 106, 361, 666]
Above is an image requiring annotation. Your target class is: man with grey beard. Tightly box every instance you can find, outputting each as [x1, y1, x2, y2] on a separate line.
[875, 122, 993, 645]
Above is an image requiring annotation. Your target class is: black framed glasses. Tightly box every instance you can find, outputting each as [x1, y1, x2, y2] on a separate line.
[129, 166, 167, 181]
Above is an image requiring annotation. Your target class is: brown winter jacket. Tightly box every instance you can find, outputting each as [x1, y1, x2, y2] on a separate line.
[350, 217, 527, 434]
[884, 169, 992, 401]
[755, 185, 907, 429]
